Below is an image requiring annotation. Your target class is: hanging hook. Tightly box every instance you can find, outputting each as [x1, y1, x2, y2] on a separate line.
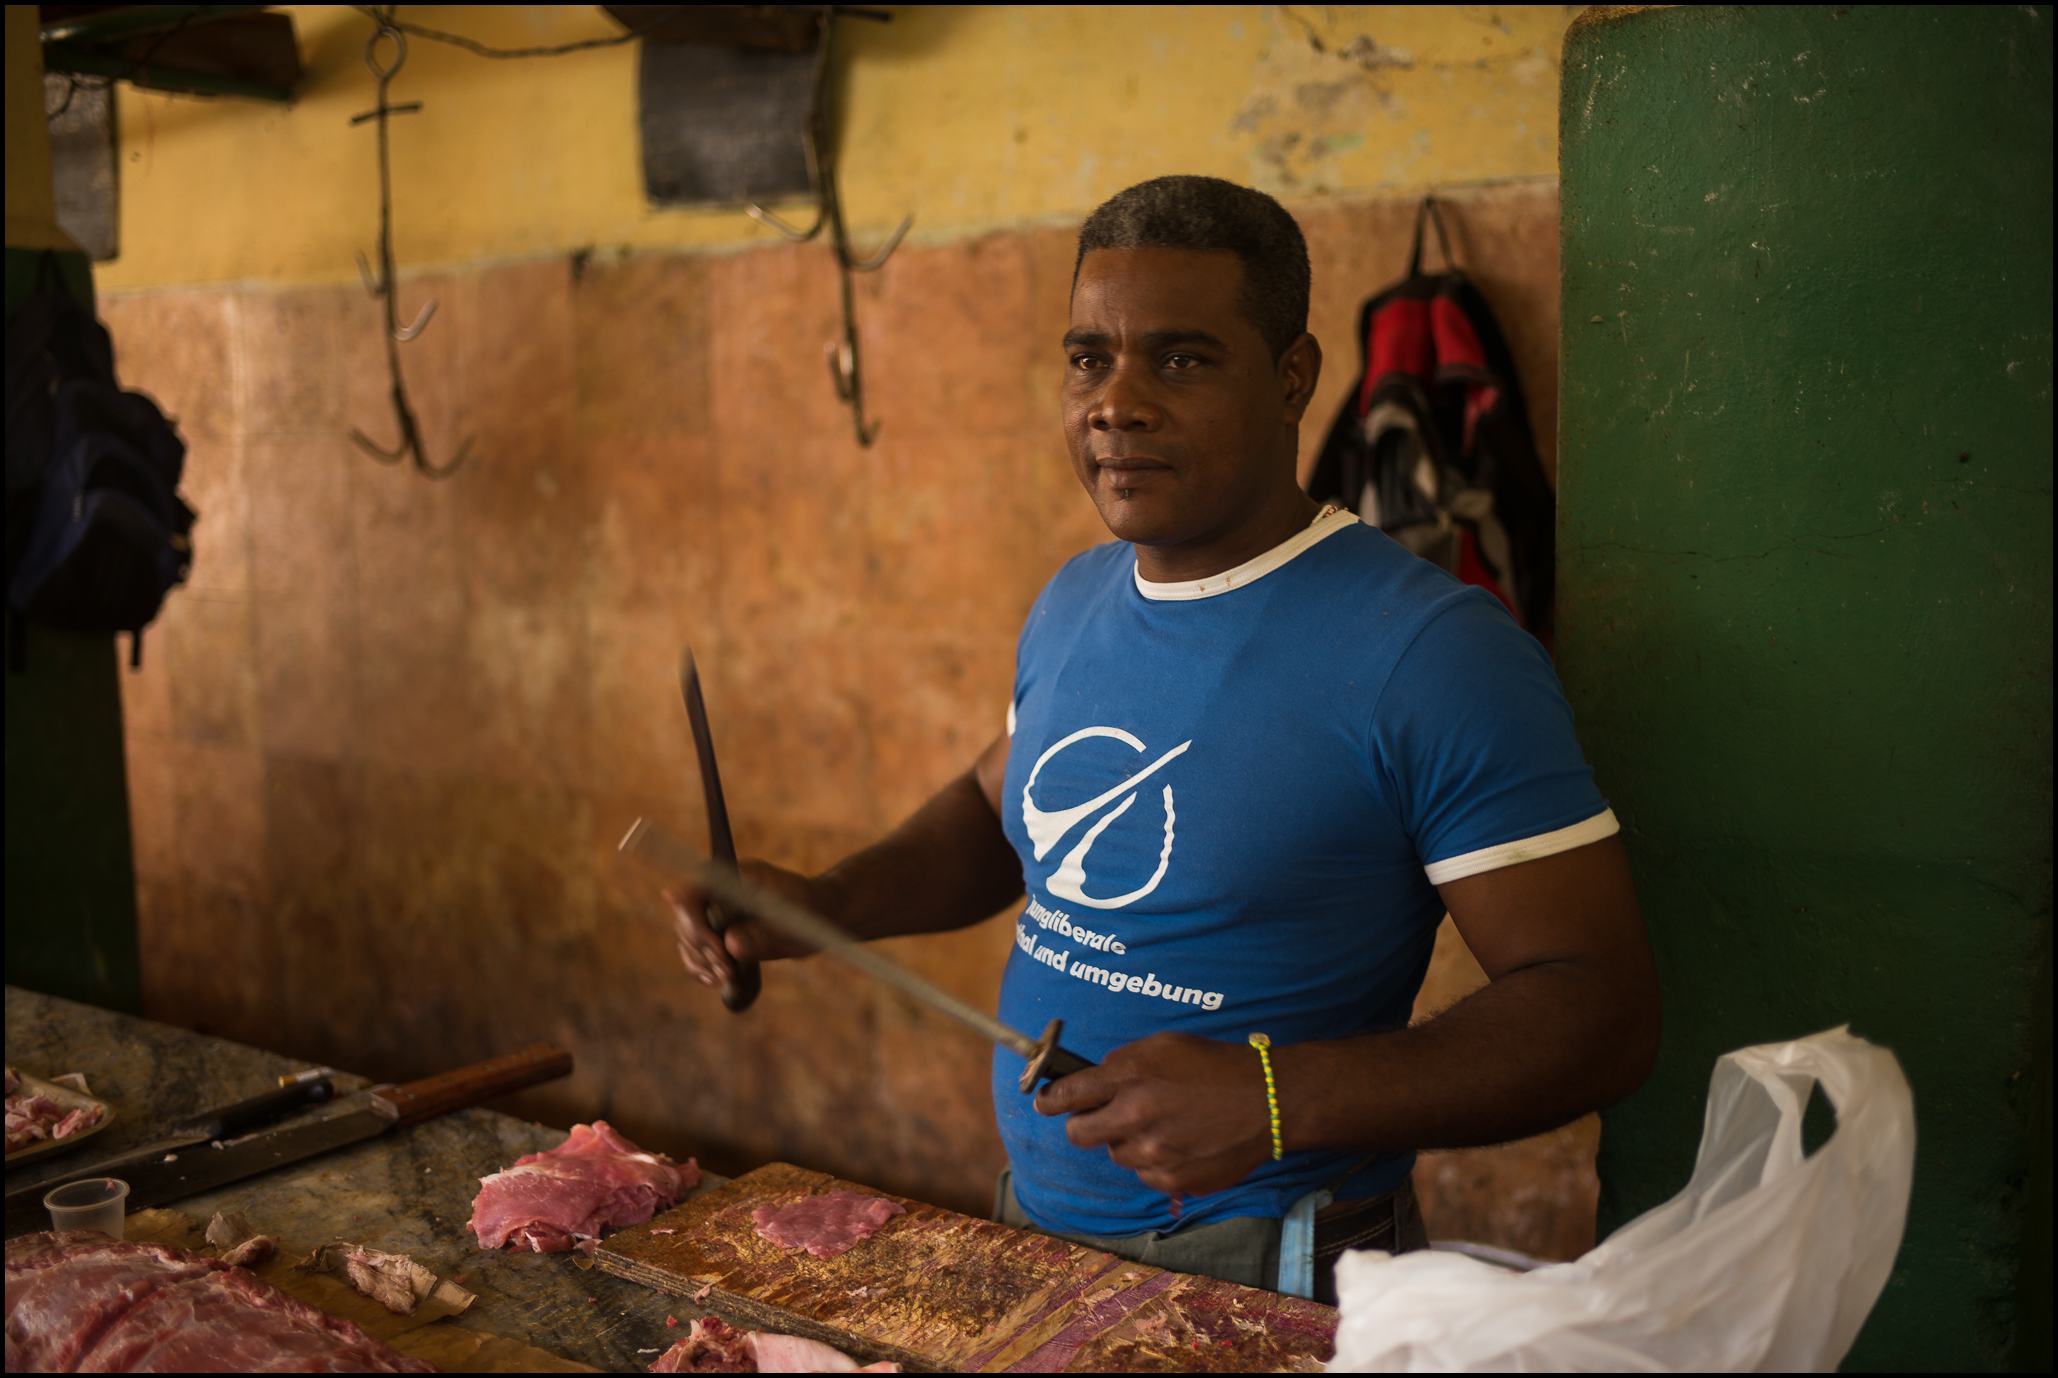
[743, 8, 835, 242]
[345, 6, 470, 478]
[742, 8, 909, 447]
[841, 213, 911, 273]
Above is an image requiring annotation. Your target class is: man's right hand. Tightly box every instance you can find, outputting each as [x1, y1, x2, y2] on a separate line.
[665, 862, 827, 991]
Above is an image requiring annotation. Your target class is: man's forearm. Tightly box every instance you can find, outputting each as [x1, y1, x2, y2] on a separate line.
[812, 769, 1025, 943]
[1270, 959, 1659, 1156]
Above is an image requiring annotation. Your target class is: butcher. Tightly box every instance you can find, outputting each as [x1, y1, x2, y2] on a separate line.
[668, 174, 1661, 1303]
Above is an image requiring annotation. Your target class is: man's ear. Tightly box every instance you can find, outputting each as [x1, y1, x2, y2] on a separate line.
[1279, 332, 1322, 424]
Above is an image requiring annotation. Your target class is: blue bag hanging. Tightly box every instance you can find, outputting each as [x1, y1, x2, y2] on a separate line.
[4, 251, 195, 670]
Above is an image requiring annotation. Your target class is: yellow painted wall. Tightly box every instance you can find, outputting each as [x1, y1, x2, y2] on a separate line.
[97, 4, 1576, 291]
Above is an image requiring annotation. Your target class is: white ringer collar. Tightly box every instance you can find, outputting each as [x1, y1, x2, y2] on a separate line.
[1133, 507, 1360, 602]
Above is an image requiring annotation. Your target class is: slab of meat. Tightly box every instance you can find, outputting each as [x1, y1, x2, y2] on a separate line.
[751, 1192, 905, 1260]
[646, 1318, 900, 1373]
[3, 1231, 432, 1373]
[469, 1121, 698, 1253]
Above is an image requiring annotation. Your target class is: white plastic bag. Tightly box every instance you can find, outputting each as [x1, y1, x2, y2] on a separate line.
[1327, 1026, 1915, 1372]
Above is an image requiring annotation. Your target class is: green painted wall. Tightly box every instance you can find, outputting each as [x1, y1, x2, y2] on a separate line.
[3, 247, 143, 1016]
[1558, 6, 2051, 1371]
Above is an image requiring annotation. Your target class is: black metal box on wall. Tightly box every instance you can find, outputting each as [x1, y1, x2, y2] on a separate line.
[629, 15, 817, 208]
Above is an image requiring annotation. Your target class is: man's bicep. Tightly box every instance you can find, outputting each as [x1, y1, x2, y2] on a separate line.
[1434, 835, 1653, 984]
[973, 731, 1010, 819]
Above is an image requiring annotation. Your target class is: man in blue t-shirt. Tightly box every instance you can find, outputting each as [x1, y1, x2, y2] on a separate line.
[669, 176, 1659, 1304]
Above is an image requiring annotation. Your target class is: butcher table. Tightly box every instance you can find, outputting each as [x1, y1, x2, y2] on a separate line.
[3, 986, 716, 1372]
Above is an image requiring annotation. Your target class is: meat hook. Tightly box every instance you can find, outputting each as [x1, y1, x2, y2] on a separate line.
[346, 6, 470, 479]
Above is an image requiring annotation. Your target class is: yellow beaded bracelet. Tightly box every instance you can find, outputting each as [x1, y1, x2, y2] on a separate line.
[1249, 1032, 1284, 1161]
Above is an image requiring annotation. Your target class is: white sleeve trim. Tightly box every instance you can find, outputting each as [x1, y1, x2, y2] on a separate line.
[1423, 809, 1621, 885]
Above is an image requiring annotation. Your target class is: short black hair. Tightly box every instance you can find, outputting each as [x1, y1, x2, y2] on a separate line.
[1073, 175, 1311, 361]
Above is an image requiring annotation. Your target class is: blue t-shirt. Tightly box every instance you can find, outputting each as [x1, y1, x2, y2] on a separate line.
[992, 512, 1617, 1238]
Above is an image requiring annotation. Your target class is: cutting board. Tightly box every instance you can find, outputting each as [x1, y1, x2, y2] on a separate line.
[594, 1163, 1337, 1373]
[123, 1209, 594, 1373]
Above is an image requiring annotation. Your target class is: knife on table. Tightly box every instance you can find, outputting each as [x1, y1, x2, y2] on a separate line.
[4, 1043, 571, 1236]
[5, 1075, 335, 1201]
[680, 644, 761, 1014]
[620, 818, 1095, 1092]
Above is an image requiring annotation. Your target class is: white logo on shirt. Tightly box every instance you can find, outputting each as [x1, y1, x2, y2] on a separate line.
[1021, 727, 1191, 910]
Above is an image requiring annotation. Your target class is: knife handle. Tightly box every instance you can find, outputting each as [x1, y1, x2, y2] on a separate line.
[704, 900, 763, 1013]
[171, 1076, 334, 1141]
[378, 1043, 573, 1127]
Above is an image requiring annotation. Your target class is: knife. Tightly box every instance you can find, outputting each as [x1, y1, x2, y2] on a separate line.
[4, 1043, 571, 1235]
[680, 644, 761, 1014]
[7, 1075, 335, 1197]
[620, 818, 1095, 1092]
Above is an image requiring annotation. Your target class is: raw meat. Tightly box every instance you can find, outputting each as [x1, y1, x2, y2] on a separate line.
[301, 1243, 439, 1315]
[747, 1333, 901, 1372]
[5, 1081, 103, 1153]
[218, 1236, 275, 1270]
[3, 1231, 432, 1373]
[647, 1317, 753, 1372]
[468, 1121, 698, 1254]
[751, 1192, 905, 1260]
[646, 1318, 901, 1373]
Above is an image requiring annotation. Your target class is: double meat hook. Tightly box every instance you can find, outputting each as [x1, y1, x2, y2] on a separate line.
[745, 8, 910, 448]
[348, 6, 469, 478]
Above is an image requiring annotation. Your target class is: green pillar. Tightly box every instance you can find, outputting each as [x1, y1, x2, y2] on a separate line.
[3, 247, 143, 1015]
[1558, 6, 2051, 1370]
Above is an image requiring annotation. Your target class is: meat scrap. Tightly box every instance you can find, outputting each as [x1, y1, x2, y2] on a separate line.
[5, 1081, 104, 1154]
[204, 1212, 276, 1270]
[469, 1121, 698, 1254]
[649, 1316, 753, 1373]
[301, 1242, 473, 1318]
[646, 1317, 901, 1373]
[751, 1192, 905, 1260]
[3, 1231, 433, 1373]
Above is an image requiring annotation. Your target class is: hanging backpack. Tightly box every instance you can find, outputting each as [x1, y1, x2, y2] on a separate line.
[5, 251, 194, 671]
[1307, 197, 1557, 644]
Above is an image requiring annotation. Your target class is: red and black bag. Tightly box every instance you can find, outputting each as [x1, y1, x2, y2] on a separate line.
[1307, 198, 1556, 644]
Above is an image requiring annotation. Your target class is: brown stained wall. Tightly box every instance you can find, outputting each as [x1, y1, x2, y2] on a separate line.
[111, 181, 1592, 1257]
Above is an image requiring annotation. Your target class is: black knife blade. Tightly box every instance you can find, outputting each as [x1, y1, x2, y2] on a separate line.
[3, 1077, 335, 1207]
[4, 1044, 570, 1237]
[681, 644, 761, 1013]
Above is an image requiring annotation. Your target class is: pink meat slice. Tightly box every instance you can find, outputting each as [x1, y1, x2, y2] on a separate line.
[750, 1192, 905, 1260]
[3, 1232, 432, 1374]
[646, 1319, 901, 1373]
[470, 1121, 699, 1253]
[747, 1332, 901, 1371]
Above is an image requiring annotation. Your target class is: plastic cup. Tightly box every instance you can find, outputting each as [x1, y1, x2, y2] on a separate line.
[44, 1178, 129, 1238]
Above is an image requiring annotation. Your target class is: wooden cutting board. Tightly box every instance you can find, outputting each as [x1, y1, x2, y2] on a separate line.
[594, 1163, 1337, 1373]
[123, 1209, 594, 1373]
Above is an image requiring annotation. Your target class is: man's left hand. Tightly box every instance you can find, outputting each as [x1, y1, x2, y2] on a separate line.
[1033, 1032, 1272, 1198]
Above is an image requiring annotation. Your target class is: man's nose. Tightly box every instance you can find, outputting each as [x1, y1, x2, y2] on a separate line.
[1090, 363, 1162, 431]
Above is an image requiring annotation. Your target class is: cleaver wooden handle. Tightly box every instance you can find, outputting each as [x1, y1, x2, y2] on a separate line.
[377, 1043, 573, 1127]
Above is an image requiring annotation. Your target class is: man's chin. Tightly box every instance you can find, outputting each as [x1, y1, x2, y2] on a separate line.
[1093, 493, 1185, 547]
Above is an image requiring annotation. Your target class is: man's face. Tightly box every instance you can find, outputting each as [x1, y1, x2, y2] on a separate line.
[1061, 247, 1312, 552]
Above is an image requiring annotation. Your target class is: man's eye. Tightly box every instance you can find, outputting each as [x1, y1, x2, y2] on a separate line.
[1165, 353, 1199, 369]
[1070, 354, 1103, 371]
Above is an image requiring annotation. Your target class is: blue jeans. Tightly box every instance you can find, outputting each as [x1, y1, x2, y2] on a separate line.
[993, 1165, 1428, 1305]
